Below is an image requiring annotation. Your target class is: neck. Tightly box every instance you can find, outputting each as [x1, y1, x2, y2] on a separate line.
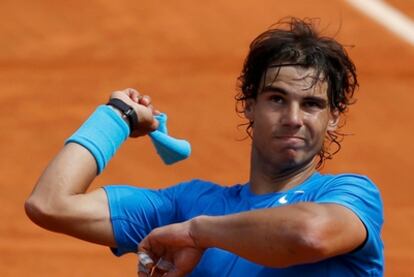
[249, 152, 317, 195]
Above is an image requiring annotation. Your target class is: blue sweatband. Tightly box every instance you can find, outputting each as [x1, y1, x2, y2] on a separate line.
[65, 105, 130, 174]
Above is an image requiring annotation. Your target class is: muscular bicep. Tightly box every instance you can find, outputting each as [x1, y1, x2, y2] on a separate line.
[25, 142, 116, 247]
[59, 188, 116, 247]
[26, 186, 116, 247]
[316, 203, 367, 257]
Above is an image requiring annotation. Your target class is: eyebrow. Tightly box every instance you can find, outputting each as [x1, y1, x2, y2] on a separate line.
[262, 85, 328, 106]
[261, 85, 289, 94]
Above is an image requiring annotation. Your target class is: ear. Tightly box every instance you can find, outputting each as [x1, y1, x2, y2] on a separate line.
[244, 98, 256, 121]
[327, 110, 340, 131]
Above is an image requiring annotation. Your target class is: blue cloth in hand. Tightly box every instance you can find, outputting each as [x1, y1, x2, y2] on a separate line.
[149, 113, 191, 165]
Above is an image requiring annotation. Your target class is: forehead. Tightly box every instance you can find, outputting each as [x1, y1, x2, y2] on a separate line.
[261, 66, 328, 97]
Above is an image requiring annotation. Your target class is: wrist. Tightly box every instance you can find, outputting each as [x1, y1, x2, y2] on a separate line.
[65, 105, 129, 174]
[189, 215, 215, 249]
[106, 98, 138, 136]
[107, 105, 130, 125]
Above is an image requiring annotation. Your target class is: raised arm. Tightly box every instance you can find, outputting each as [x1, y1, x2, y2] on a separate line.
[25, 88, 158, 247]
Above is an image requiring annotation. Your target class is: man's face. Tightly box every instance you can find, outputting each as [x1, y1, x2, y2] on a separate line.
[245, 66, 338, 171]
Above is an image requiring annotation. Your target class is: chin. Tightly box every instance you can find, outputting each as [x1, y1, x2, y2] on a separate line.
[276, 150, 314, 170]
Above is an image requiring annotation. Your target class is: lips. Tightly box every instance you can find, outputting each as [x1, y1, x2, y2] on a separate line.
[274, 135, 305, 140]
[273, 135, 306, 147]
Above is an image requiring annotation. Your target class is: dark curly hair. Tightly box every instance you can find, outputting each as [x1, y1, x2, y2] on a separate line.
[236, 17, 358, 168]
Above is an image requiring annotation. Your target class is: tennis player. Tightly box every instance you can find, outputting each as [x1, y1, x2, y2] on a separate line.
[25, 17, 383, 276]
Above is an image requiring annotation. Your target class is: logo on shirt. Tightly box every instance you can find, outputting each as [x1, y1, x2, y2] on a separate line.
[278, 190, 305, 204]
[278, 195, 288, 204]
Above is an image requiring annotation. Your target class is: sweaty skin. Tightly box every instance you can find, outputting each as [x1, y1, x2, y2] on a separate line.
[25, 89, 159, 247]
[136, 67, 365, 276]
[25, 73, 366, 277]
[246, 66, 338, 194]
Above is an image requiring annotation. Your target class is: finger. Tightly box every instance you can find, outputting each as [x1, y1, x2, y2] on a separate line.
[138, 95, 161, 115]
[137, 263, 150, 277]
[145, 103, 154, 112]
[124, 88, 141, 103]
[151, 260, 174, 277]
[138, 251, 155, 266]
[150, 117, 159, 131]
[110, 89, 138, 105]
[164, 270, 184, 277]
[139, 95, 152, 106]
[150, 267, 167, 277]
[138, 251, 155, 276]
[156, 258, 175, 271]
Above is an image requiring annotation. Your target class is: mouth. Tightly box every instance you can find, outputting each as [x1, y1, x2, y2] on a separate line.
[274, 135, 305, 140]
[273, 136, 306, 146]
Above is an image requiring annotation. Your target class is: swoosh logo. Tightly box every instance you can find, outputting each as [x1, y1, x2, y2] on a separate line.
[278, 195, 288, 204]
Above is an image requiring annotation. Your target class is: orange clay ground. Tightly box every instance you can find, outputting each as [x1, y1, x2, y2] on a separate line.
[0, 0, 413, 276]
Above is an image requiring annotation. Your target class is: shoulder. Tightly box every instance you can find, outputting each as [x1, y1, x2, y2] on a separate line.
[314, 173, 384, 267]
[311, 173, 381, 196]
[311, 172, 384, 233]
[312, 172, 382, 203]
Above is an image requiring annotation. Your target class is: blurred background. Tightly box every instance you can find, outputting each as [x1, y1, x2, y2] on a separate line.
[0, 0, 413, 275]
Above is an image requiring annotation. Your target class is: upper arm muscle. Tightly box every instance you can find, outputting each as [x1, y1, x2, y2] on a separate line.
[317, 203, 367, 257]
[58, 188, 116, 247]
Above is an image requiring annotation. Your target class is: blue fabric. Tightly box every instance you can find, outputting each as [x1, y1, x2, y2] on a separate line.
[103, 172, 383, 276]
[149, 113, 191, 165]
[154, 113, 168, 134]
[66, 105, 129, 174]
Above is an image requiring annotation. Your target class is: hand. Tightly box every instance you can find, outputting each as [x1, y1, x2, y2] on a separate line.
[110, 88, 160, 137]
[138, 221, 205, 277]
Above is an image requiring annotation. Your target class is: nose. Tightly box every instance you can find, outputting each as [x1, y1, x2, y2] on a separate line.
[280, 103, 303, 128]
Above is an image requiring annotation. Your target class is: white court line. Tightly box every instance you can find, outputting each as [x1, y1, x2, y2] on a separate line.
[345, 0, 414, 46]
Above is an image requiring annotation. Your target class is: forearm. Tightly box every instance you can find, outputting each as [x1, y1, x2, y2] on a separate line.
[28, 102, 132, 204]
[25, 141, 117, 246]
[25, 89, 163, 246]
[190, 203, 330, 267]
[25, 103, 132, 231]
[29, 143, 97, 202]
[25, 142, 102, 234]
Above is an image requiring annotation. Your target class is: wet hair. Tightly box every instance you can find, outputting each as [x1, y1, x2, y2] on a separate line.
[236, 17, 358, 168]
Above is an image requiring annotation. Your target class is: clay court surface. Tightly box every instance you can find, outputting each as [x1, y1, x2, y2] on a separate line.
[1, 0, 413, 276]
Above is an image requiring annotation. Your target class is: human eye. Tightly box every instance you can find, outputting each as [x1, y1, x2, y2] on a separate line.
[303, 98, 326, 110]
[269, 94, 284, 104]
[303, 101, 320, 108]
